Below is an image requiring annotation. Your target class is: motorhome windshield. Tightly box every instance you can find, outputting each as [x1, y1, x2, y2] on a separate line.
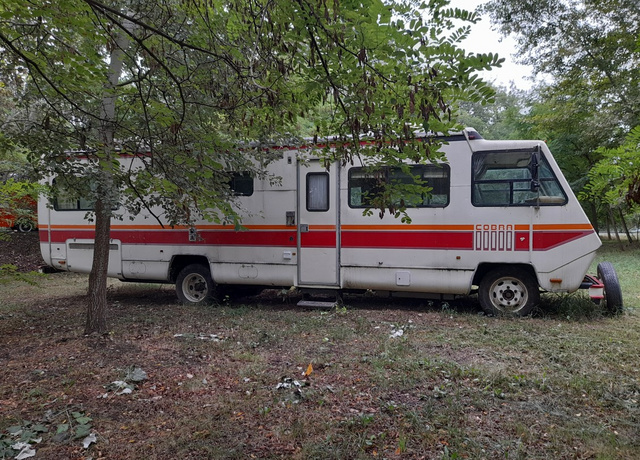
[472, 149, 567, 206]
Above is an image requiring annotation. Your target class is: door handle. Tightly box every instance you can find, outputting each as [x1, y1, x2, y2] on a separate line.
[300, 224, 309, 233]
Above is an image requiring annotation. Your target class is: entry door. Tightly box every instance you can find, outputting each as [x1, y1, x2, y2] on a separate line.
[297, 160, 340, 286]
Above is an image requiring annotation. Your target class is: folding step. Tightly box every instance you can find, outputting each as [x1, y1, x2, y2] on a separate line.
[296, 288, 342, 309]
[296, 299, 338, 309]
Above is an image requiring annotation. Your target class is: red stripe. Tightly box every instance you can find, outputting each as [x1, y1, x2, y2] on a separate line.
[40, 228, 595, 251]
[301, 231, 336, 247]
[532, 231, 593, 250]
[341, 231, 474, 249]
[199, 230, 297, 247]
[43, 229, 298, 247]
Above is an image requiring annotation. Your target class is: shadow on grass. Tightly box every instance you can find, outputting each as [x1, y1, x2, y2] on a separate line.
[103, 280, 619, 323]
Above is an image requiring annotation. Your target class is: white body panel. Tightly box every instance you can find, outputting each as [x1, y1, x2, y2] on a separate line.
[38, 130, 602, 298]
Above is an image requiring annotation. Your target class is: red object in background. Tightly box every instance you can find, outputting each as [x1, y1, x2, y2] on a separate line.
[0, 195, 37, 232]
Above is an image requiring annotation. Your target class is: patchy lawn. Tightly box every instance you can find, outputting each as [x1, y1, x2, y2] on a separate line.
[1, 265, 639, 459]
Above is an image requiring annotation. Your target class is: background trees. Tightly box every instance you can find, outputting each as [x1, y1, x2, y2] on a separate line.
[0, 0, 501, 333]
[483, 0, 640, 131]
[481, 0, 640, 237]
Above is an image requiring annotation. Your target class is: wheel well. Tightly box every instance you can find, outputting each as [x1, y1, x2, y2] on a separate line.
[472, 263, 538, 287]
[169, 255, 210, 283]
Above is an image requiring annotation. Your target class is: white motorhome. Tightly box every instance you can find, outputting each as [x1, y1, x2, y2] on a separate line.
[38, 128, 622, 315]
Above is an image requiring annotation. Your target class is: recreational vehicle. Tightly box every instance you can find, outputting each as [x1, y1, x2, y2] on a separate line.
[37, 128, 622, 315]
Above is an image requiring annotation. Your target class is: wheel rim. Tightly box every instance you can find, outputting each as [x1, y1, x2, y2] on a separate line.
[18, 222, 33, 232]
[488, 276, 529, 313]
[181, 273, 208, 302]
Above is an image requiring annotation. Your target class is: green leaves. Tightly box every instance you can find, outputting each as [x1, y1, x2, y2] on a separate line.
[582, 126, 640, 207]
[2, 0, 503, 224]
[484, 0, 640, 139]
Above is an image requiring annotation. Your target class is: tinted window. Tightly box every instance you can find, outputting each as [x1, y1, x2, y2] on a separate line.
[52, 178, 95, 211]
[348, 164, 450, 208]
[230, 172, 254, 196]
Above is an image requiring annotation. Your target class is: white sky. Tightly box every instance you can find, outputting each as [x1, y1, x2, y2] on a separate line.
[448, 0, 534, 90]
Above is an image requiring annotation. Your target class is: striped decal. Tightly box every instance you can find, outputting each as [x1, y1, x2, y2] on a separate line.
[39, 223, 595, 251]
[532, 224, 594, 251]
[40, 224, 298, 248]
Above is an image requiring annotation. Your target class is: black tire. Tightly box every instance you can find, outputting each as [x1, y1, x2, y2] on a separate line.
[17, 221, 34, 232]
[597, 262, 623, 314]
[175, 264, 217, 305]
[478, 267, 539, 316]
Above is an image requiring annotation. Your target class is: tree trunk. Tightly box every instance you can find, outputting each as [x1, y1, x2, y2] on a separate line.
[85, 194, 111, 334]
[618, 207, 633, 243]
[608, 207, 625, 250]
[84, 21, 131, 334]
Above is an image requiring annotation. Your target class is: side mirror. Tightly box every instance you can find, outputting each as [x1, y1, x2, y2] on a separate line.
[530, 147, 540, 192]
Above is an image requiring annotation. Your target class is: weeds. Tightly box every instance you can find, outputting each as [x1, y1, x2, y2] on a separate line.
[0, 263, 42, 285]
[539, 292, 606, 320]
[0, 244, 639, 458]
[0, 408, 94, 459]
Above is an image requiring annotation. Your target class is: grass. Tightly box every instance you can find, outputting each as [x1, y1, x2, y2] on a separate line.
[1, 243, 639, 458]
[592, 240, 640, 309]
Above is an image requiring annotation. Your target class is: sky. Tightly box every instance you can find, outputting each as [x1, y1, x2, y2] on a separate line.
[448, 0, 534, 90]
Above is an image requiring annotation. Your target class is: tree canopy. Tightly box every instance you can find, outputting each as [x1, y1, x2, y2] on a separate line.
[0, 0, 502, 333]
[1, 0, 502, 222]
[483, 0, 640, 132]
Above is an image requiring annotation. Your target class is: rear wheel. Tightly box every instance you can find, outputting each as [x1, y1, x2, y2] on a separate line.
[176, 264, 217, 305]
[597, 262, 623, 314]
[17, 221, 34, 232]
[478, 267, 539, 316]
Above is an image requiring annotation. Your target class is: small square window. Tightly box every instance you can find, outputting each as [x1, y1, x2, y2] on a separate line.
[229, 172, 254, 196]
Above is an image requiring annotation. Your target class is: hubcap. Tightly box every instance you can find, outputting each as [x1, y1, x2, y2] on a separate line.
[489, 277, 528, 312]
[182, 273, 208, 302]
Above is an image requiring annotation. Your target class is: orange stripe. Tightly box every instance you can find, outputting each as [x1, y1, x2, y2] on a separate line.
[196, 225, 294, 231]
[308, 225, 336, 230]
[112, 224, 188, 230]
[48, 224, 189, 230]
[533, 224, 593, 231]
[47, 223, 301, 231]
[341, 224, 474, 231]
[49, 224, 96, 229]
[43, 223, 595, 232]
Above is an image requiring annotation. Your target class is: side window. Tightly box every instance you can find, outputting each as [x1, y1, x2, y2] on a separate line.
[472, 150, 567, 206]
[348, 164, 450, 208]
[52, 178, 96, 211]
[229, 172, 254, 196]
[421, 165, 450, 206]
[307, 173, 329, 211]
[349, 168, 383, 208]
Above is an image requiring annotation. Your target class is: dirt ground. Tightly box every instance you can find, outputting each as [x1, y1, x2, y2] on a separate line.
[2, 273, 639, 459]
[0, 230, 43, 272]
[2, 232, 639, 459]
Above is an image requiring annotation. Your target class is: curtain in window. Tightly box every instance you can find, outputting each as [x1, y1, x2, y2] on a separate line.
[307, 173, 329, 211]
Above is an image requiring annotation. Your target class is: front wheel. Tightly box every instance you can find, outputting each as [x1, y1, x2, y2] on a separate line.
[175, 264, 217, 305]
[597, 262, 623, 314]
[478, 267, 539, 316]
